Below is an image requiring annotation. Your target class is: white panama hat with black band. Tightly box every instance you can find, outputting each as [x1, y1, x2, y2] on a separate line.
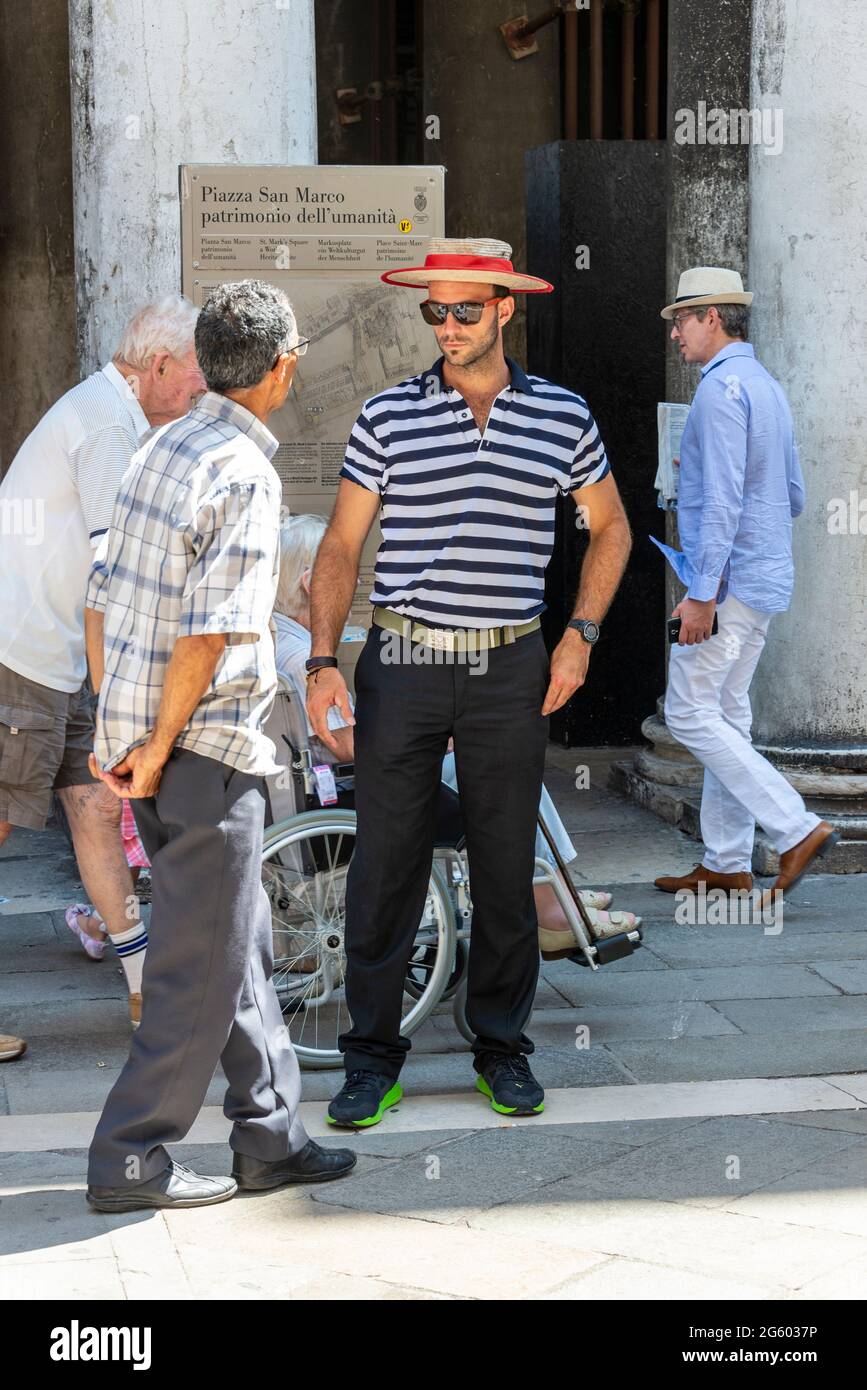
[661, 266, 753, 320]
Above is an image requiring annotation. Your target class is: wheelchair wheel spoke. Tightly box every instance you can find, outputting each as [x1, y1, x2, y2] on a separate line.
[264, 814, 455, 1064]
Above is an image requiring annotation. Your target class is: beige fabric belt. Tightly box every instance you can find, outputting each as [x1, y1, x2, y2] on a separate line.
[372, 606, 541, 653]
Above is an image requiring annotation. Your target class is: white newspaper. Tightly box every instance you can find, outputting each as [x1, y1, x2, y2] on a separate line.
[655, 402, 690, 506]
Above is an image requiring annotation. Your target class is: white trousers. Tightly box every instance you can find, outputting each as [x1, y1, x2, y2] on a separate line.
[664, 593, 820, 874]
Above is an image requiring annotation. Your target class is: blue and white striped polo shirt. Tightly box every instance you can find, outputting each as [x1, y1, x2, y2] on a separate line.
[339, 356, 610, 627]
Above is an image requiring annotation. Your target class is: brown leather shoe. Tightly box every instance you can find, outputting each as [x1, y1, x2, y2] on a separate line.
[654, 863, 754, 894]
[763, 822, 839, 904]
[129, 994, 142, 1029]
[0, 1034, 27, 1062]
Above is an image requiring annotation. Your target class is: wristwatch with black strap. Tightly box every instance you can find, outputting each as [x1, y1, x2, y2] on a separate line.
[566, 618, 600, 645]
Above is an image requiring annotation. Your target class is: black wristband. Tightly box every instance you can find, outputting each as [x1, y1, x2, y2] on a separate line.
[305, 656, 339, 676]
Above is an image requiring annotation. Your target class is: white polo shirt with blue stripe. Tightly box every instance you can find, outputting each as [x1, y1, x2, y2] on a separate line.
[339, 356, 611, 628]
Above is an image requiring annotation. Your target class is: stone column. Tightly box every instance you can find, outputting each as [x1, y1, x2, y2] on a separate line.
[747, 0, 867, 863]
[68, 0, 317, 372]
[621, 0, 753, 808]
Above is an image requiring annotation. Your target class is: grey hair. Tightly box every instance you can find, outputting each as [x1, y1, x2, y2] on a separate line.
[275, 513, 329, 620]
[115, 293, 199, 369]
[695, 303, 750, 340]
[195, 279, 299, 392]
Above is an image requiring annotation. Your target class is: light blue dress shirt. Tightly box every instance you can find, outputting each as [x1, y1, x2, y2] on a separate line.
[651, 342, 806, 613]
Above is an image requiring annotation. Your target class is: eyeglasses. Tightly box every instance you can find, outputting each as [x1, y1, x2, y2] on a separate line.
[671, 311, 700, 331]
[420, 297, 505, 326]
[271, 338, 310, 370]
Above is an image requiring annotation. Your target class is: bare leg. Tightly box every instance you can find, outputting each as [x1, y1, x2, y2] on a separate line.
[57, 784, 141, 938]
[534, 878, 573, 935]
[0, 821, 12, 850]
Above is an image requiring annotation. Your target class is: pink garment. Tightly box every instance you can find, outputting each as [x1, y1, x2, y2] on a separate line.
[121, 798, 150, 869]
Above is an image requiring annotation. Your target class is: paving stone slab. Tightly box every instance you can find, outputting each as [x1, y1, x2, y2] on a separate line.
[0, 1033, 136, 1074]
[0, 853, 85, 916]
[715, 995, 867, 1035]
[809, 960, 867, 994]
[300, 1127, 472, 1159]
[310, 1125, 634, 1224]
[0, 826, 69, 863]
[760, 1109, 867, 1136]
[0, 1001, 133, 1041]
[542, 950, 667, 985]
[0, 968, 127, 1008]
[0, 1257, 125, 1299]
[527, 1001, 740, 1044]
[645, 931, 867, 968]
[547, 963, 841, 1009]
[605, 1030, 867, 1084]
[0, 913, 58, 949]
[540, 1256, 781, 1301]
[159, 1198, 610, 1300]
[789, 1250, 867, 1300]
[470, 1183, 867, 1290]
[3, 1066, 227, 1117]
[723, 1138, 867, 1237]
[571, 1113, 862, 1209]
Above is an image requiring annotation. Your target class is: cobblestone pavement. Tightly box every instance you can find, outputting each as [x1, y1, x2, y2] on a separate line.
[2, 749, 865, 1300]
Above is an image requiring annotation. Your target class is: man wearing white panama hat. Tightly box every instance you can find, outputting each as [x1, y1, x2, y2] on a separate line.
[307, 237, 631, 1124]
[653, 267, 837, 902]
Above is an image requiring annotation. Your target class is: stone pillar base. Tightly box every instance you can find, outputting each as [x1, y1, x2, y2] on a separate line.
[612, 700, 867, 874]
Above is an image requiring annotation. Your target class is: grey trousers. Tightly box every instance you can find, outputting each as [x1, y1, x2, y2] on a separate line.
[87, 748, 308, 1187]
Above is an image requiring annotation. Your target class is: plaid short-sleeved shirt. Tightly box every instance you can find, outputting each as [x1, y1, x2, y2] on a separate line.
[87, 392, 283, 776]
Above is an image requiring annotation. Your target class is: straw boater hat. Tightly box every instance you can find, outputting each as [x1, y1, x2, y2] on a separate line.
[380, 238, 553, 294]
[660, 266, 753, 320]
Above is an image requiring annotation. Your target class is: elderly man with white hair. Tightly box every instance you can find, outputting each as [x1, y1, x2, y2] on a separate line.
[0, 294, 204, 1061]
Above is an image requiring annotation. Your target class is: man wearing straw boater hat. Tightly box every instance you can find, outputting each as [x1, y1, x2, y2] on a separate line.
[653, 267, 837, 902]
[307, 238, 631, 1124]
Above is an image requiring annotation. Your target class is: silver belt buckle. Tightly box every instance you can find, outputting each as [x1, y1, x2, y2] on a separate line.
[427, 626, 455, 652]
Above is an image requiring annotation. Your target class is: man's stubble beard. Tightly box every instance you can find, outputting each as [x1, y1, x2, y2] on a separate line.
[438, 318, 501, 374]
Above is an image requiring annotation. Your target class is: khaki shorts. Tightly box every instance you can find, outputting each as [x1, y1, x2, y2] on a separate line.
[0, 663, 97, 830]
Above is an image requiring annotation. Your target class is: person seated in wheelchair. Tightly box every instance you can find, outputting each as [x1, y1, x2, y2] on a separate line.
[271, 514, 641, 951]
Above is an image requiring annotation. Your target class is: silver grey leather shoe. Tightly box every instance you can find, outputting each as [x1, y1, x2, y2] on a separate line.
[87, 1160, 237, 1212]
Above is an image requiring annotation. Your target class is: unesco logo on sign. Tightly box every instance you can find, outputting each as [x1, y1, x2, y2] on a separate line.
[414, 192, 427, 212]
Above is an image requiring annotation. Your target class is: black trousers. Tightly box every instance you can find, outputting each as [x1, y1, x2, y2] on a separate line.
[339, 623, 550, 1079]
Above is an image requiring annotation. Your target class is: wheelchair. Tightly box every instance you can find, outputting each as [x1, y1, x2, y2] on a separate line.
[261, 676, 643, 1069]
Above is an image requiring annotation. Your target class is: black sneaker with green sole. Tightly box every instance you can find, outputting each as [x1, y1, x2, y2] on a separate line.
[326, 1070, 403, 1128]
[475, 1054, 544, 1115]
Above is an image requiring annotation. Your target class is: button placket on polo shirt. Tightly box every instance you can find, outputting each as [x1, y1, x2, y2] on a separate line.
[461, 389, 509, 457]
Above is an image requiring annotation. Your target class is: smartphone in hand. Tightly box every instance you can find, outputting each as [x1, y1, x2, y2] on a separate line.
[667, 614, 719, 644]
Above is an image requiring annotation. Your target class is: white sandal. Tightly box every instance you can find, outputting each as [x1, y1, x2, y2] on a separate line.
[578, 890, 613, 911]
[585, 907, 642, 939]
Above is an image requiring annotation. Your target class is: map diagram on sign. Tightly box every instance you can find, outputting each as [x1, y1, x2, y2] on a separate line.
[283, 281, 432, 446]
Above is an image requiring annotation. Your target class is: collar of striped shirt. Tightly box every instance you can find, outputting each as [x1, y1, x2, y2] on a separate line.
[101, 361, 151, 439]
[418, 355, 537, 399]
[193, 390, 280, 459]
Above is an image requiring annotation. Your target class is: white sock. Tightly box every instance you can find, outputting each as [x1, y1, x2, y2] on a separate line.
[110, 921, 148, 994]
